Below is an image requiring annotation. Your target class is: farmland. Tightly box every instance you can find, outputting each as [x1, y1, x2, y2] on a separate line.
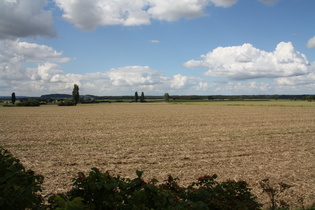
[0, 101, 314, 207]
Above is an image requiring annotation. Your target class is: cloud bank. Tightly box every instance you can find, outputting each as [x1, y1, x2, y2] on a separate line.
[184, 42, 310, 80]
[1, 39, 314, 96]
[0, 39, 208, 96]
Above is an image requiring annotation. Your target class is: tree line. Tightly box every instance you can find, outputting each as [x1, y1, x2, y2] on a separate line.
[3, 84, 315, 105]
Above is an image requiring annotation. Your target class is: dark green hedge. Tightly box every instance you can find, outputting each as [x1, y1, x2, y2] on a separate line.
[16, 100, 40, 106]
[58, 100, 76, 106]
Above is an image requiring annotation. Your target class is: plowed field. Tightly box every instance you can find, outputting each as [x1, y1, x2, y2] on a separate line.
[1, 102, 314, 206]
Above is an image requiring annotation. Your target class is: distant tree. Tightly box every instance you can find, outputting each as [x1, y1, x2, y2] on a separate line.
[140, 92, 145, 103]
[305, 95, 314, 102]
[135, 92, 138, 102]
[11, 92, 16, 105]
[163, 93, 170, 102]
[72, 84, 80, 105]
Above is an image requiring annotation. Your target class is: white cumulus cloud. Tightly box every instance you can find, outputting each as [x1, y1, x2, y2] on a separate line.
[27, 63, 64, 81]
[307, 36, 315, 48]
[170, 74, 189, 89]
[147, 0, 237, 21]
[106, 66, 165, 86]
[54, 0, 237, 30]
[0, 39, 71, 64]
[0, 39, 72, 95]
[184, 42, 310, 80]
[0, 0, 56, 40]
[54, 0, 151, 30]
[147, 0, 210, 21]
[275, 62, 315, 86]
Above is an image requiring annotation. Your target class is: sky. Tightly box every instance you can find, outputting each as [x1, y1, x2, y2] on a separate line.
[0, 0, 314, 96]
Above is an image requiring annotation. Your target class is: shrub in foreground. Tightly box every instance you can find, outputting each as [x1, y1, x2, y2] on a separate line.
[48, 169, 261, 210]
[0, 147, 44, 209]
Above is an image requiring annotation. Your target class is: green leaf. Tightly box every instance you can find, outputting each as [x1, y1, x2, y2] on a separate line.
[150, 178, 159, 184]
[13, 184, 21, 190]
[91, 167, 100, 174]
[53, 195, 67, 207]
[66, 197, 84, 210]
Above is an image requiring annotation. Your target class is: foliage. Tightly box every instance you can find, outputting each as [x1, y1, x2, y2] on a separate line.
[48, 194, 84, 210]
[80, 98, 99, 104]
[186, 175, 261, 209]
[16, 99, 40, 106]
[48, 168, 261, 210]
[0, 147, 44, 209]
[11, 92, 16, 105]
[72, 84, 80, 105]
[163, 93, 170, 102]
[135, 91, 138, 102]
[304, 95, 315, 102]
[3, 102, 14, 107]
[58, 100, 76, 106]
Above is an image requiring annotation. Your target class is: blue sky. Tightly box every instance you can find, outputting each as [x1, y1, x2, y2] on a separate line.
[0, 0, 314, 96]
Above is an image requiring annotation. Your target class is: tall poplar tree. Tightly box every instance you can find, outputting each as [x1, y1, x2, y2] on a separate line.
[72, 84, 80, 105]
[11, 92, 16, 105]
[135, 92, 138, 102]
[140, 92, 145, 102]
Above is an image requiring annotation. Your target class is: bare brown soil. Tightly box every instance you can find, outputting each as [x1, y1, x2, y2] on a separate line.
[0, 103, 314, 207]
